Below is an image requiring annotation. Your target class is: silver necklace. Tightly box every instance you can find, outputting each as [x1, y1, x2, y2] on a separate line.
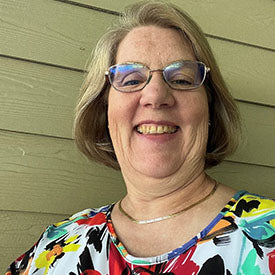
[118, 181, 219, 224]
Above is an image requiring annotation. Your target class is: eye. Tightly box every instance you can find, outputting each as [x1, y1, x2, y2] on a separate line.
[168, 73, 194, 86]
[122, 78, 142, 86]
[170, 78, 193, 85]
[120, 71, 146, 87]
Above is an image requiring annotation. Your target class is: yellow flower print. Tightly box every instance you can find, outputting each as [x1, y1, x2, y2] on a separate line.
[231, 195, 274, 218]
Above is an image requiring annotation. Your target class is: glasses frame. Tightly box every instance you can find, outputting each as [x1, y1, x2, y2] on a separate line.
[105, 60, 210, 93]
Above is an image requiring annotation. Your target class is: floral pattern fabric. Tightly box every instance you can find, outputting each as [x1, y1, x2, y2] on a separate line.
[6, 191, 275, 274]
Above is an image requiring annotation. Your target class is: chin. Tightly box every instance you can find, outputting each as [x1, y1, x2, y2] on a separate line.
[129, 157, 183, 179]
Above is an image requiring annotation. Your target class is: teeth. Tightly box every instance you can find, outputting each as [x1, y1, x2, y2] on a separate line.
[137, 125, 178, 134]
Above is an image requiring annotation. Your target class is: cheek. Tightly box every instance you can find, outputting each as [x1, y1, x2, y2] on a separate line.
[107, 89, 138, 142]
[107, 89, 124, 126]
[108, 87, 140, 117]
[182, 93, 209, 150]
[184, 94, 209, 125]
[107, 93, 121, 142]
[107, 100, 124, 159]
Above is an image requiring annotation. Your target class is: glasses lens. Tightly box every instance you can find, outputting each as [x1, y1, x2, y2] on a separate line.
[109, 63, 148, 92]
[164, 61, 206, 90]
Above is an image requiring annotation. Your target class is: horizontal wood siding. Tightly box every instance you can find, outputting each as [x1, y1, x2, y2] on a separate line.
[0, 56, 83, 138]
[0, 0, 274, 271]
[0, 130, 126, 214]
[0, 0, 117, 69]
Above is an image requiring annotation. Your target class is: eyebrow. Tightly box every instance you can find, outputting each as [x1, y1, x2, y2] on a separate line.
[113, 59, 196, 69]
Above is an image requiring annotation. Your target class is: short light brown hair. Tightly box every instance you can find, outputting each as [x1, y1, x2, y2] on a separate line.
[74, 0, 241, 170]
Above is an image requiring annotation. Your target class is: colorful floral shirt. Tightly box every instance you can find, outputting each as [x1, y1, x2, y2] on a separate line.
[6, 191, 275, 275]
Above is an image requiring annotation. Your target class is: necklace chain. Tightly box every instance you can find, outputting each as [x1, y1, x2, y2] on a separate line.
[118, 181, 219, 224]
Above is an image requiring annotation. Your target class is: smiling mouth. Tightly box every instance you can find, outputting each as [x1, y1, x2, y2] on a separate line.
[136, 125, 179, 135]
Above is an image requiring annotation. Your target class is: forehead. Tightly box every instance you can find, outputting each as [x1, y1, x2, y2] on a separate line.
[115, 25, 196, 66]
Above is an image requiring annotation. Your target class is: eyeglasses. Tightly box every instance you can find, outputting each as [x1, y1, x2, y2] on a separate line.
[105, 60, 210, 93]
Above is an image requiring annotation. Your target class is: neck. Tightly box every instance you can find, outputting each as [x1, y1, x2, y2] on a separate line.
[120, 170, 215, 221]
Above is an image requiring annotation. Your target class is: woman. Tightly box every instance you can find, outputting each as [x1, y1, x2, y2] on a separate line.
[7, 1, 275, 274]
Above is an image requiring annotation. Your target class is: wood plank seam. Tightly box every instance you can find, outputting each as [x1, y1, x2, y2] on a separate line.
[0, 53, 86, 73]
[0, 128, 73, 141]
[223, 159, 275, 170]
[237, 99, 275, 109]
[53, 0, 120, 15]
[0, 208, 72, 217]
[205, 33, 275, 53]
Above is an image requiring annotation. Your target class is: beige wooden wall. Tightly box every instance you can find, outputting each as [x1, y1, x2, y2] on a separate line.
[0, 0, 274, 271]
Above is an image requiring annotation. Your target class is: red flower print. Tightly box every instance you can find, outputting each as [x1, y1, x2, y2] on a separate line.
[80, 270, 102, 275]
[165, 246, 200, 274]
[268, 249, 275, 274]
[76, 213, 106, 226]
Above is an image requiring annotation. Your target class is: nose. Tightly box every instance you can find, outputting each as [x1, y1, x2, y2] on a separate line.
[139, 71, 175, 108]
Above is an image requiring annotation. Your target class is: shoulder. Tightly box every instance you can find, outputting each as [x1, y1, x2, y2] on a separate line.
[229, 191, 275, 217]
[224, 191, 275, 240]
[46, 204, 112, 239]
[58, 204, 111, 225]
[7, 204, 113, 274]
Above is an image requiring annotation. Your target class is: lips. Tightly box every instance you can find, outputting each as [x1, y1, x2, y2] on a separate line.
[136, 124, 179, 134]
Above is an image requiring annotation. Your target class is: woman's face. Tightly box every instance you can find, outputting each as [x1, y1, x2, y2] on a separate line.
[108, 26, 209, 180]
